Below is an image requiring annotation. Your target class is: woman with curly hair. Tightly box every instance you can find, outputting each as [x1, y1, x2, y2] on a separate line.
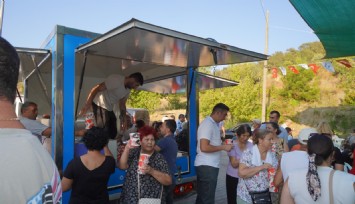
[62, 127, 115, 204]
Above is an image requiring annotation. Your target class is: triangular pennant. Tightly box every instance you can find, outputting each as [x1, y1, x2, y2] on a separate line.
[279, 66, 287, 76]
[299, 64, 309, 69]
[288, 65, 299, 74]
[321, 61, 335, 73]
[308, 64, 320, 74]
[336, 59, 352, 68]
[272, 67, 278, 78]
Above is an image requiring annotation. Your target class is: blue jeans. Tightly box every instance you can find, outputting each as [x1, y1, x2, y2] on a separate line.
[195, 165, 219, 204]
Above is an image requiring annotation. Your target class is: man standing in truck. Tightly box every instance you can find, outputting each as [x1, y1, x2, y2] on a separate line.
[79, 72, 143, 139]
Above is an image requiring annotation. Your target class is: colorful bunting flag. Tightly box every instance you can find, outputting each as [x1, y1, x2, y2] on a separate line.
[288, 66, 299, 74]
[336, 59, 352, 68]
[321, 61, 335, 73]
[308, 64, 320, 74]
[279, 66, 287, 76]
[272, 67, 278, 78]
[299, 64, 309, 69]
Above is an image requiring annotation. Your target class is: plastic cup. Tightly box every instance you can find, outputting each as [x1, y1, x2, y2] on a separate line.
[225, 139, 233, 145]
[129, 133, 140, 147]
[85, 112, 95, 129]
[138, 153, 151, 174]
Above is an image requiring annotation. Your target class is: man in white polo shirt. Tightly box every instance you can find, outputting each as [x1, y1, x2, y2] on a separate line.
[195, 103, 233, 204]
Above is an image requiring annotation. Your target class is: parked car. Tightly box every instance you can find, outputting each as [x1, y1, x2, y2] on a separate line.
[225, 122, 253, 140]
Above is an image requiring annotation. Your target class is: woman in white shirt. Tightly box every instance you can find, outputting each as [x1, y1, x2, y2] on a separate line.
[281, 134, 355, 204]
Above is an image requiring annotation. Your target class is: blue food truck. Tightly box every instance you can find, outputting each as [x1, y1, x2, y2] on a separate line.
[16, 19, 266, 203]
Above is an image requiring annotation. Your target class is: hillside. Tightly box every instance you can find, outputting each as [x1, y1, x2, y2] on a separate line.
[128, 42, 355, 137]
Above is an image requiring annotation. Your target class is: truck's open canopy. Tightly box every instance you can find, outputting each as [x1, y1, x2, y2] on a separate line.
[141, 72, 239, 94]
[74, 18, 267, 110]
[75, 18, 266, 81]
[16, 47, 52, 115]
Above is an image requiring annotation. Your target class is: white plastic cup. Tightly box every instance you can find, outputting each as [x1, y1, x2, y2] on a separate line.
[129, 133, 140, 147]
[85, 112, 95, 129]
[225, 139, 233, 145]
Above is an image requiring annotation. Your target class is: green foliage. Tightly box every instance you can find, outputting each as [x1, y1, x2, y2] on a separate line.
[279, 68, 320, 102]
[127, 90, 162, 112]
[199, 63, 263, 127]
[166, 94, 186, 109]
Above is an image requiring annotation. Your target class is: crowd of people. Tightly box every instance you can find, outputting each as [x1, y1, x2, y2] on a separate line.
[214, 109, 355, 204]
[1, 35, 354, 204]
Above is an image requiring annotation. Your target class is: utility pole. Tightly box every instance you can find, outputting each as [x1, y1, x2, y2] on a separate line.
[0, 0, 4, 36]
[261, 10, 269, 122]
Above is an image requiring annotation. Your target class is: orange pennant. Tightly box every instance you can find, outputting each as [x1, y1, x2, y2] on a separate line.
[308, 64, 320, 74]
[288, 66, 299, 74]
[272, 67, 278, 78]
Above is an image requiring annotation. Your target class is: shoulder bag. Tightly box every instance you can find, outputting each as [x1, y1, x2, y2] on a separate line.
[245, 176, 272, 204]
[138, 173, 163, 204]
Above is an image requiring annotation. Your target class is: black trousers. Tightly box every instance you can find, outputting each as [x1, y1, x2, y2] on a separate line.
[92, 102, 117, 139]
[226, 174, 239, 204]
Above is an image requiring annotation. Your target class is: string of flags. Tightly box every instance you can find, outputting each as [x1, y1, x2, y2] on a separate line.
[270, 58, 353, 78]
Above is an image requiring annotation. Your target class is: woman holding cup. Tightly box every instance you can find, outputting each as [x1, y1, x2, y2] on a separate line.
[237, 129, 278, 204]
[118, 126, 172, 204]
[226, 124, 253, 204]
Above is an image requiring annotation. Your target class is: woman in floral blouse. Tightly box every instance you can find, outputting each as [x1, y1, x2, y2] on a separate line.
[237, 129, 278, 204]
[266, 122, 288, 203]
[118, 126, 172, 204]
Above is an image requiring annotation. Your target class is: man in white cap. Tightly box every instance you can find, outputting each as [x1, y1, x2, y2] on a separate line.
[274, 128, 318, 187]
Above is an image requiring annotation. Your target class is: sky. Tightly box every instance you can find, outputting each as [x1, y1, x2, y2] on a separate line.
[2, 0, 319, 55]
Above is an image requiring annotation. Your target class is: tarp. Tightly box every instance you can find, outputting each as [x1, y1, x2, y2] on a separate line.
[290, 0, 355, 58]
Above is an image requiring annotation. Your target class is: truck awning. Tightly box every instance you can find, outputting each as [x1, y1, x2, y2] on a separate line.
[16, 47, 52, 114]
[74, 18, 266, 106]
[141, 72, 238, 94]
[75, 18, 267, 82]
[290, 0, 355, 58]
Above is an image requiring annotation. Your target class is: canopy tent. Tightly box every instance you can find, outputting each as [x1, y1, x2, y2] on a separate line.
[290, 0, 355, 58]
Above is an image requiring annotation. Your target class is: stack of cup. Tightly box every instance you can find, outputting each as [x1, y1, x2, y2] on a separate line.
[138, 153, 151, 174]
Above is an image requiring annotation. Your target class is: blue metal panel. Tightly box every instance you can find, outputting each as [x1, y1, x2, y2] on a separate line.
[62, 35, 92, 203]
[176, 156, 189, 173]
[187, 67, 197, 177]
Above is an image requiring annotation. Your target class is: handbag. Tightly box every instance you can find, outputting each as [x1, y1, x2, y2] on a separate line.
[137, 174, 163, 204]
[248, 189, 272, 204]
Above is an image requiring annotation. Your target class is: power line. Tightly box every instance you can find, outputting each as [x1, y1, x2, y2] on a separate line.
[259, 0, 267, 22]
[270, 25, 314, 34]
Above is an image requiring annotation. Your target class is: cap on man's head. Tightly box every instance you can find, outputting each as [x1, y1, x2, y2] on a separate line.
[298, 128, 318, 145]
[252, 119, 261, 124]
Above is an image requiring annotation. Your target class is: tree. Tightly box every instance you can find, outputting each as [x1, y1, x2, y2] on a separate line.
[127, 90, 162, 112]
